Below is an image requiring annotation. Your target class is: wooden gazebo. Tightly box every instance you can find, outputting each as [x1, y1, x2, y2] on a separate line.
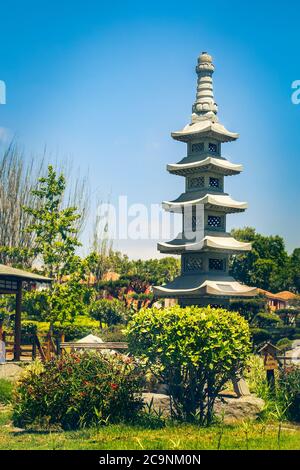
[0, 264, 51, 361]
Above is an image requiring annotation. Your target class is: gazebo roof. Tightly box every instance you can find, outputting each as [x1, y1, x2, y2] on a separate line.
[0, 264, 52, 283]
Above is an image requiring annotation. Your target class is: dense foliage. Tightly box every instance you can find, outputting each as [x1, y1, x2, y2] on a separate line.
[13, 353, 143, 430]
[278, 367, 300, 422]
[127, 306, 251, 424]
[24, 165, 81, 280]
[227, 298, 300, 348]
[89, 298, 127, 327]
[22, 278, 89, 323]
[230, 227, 300, 293]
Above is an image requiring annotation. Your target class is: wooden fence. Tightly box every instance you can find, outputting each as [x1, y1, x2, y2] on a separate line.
[58, 341, 128, 355]
[1, 331, 59, 361]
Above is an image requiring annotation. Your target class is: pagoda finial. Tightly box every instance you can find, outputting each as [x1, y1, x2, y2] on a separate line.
[192, 52, 218, 123]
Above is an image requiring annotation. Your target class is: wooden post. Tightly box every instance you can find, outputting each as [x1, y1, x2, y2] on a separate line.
[32, 335, 37, 360]
[259, 342, 279, 393]
[267, 369, 276, 390]
[14, 280, 22, 361]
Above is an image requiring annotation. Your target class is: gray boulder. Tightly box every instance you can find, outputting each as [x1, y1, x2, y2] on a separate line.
[142, 392, 265, 423]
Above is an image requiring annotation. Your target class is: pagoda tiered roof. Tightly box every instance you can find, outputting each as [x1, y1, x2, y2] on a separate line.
[153, 273, 257, 298]
[171, 119, 238, 143]
[158, 234, 251, 254]
[154, 51, 256, 303]
[167, 156, 242, 177]
[162, 193, 247, 213]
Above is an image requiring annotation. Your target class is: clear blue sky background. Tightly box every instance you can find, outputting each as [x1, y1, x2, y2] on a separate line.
[0, 0, 300, 258]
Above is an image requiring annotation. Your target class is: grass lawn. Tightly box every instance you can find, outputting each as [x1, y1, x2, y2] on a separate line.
[0, 408, 300, 450]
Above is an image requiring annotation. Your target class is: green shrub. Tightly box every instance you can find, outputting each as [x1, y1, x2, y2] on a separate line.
[20, 321, 38, 345]
[277, 309, 300, 326]
[244, 355, 269, 399]
[250, 327, 270, 346]
[228, 298, 267, 322]
[21, 318, 100, 341]
[52, 318, 100, 341]
[13, 353, 143, 430]
[89, 299, 127, 327]
[254, 311, 282, 328]
[101, 324, 127, 342]
[278, 367, 300, 422]
[0, 379, 13, 404]
[127, 305, 251, 425]
[276, 337, 293, 351]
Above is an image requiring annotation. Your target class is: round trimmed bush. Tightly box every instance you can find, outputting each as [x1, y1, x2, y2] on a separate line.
[127, 305, 251, 424]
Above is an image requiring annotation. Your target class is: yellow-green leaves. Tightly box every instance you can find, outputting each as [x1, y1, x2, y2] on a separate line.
[127, 305, 251, 423]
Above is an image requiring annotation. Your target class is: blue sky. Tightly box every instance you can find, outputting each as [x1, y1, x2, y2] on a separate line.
[0, 0, 300, 258]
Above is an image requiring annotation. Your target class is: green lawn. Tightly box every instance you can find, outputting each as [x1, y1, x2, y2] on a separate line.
[0, 408, 300, 450]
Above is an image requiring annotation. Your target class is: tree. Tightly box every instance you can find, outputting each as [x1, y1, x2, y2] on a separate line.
[0, 144, 44, 267]
[89, 298, 127, 328]
[127, 305, 251, 424]
[22, 275, 89, 324]
[24, 165, 81, 280]
[124, 257, 180, 285]
[290, 248, 300, 293]
[230, 227, 291, 292]
[86, 250, 130, 285]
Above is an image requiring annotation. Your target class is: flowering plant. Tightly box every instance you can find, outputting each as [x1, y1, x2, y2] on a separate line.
[13, 352, 143, 429]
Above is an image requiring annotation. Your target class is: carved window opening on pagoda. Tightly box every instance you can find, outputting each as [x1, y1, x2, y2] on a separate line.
[207, 215, 223, 228]
[209, 258, 225, 271]
[191, 142, 204, 153]
[184, 255, 203, 272]
[208, 142, 218, 153]
[188, 176, 205, 190]
[209, 177, 220, 189]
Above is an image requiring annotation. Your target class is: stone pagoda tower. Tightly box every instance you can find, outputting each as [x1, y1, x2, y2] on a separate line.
[154, 52, 257, 306]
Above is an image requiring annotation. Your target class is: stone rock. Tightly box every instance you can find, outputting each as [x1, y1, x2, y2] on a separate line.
[142, 392, 265, 423]
[142, 393, 171, 417]
[213, 395, 265, 423]
[0, 363, 23, 382]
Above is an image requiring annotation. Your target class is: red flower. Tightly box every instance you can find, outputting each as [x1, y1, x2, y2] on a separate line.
[110, 383, 119, 391]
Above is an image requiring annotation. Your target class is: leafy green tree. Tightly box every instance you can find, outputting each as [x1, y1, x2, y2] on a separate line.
[230, 227, 290, 292]
[290, 248, 300, 293]
[253, 311, 282, 328]
[228, 298, 267, 323]
[22, 277, 89, 324]
[127, 305, 251, 424]
[86, 250, 130, 284]
[0, 246, 36, 269]
[125, 257, 180, 285]
[89, 298, 127, 328]
[24, 165, 81, 280]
